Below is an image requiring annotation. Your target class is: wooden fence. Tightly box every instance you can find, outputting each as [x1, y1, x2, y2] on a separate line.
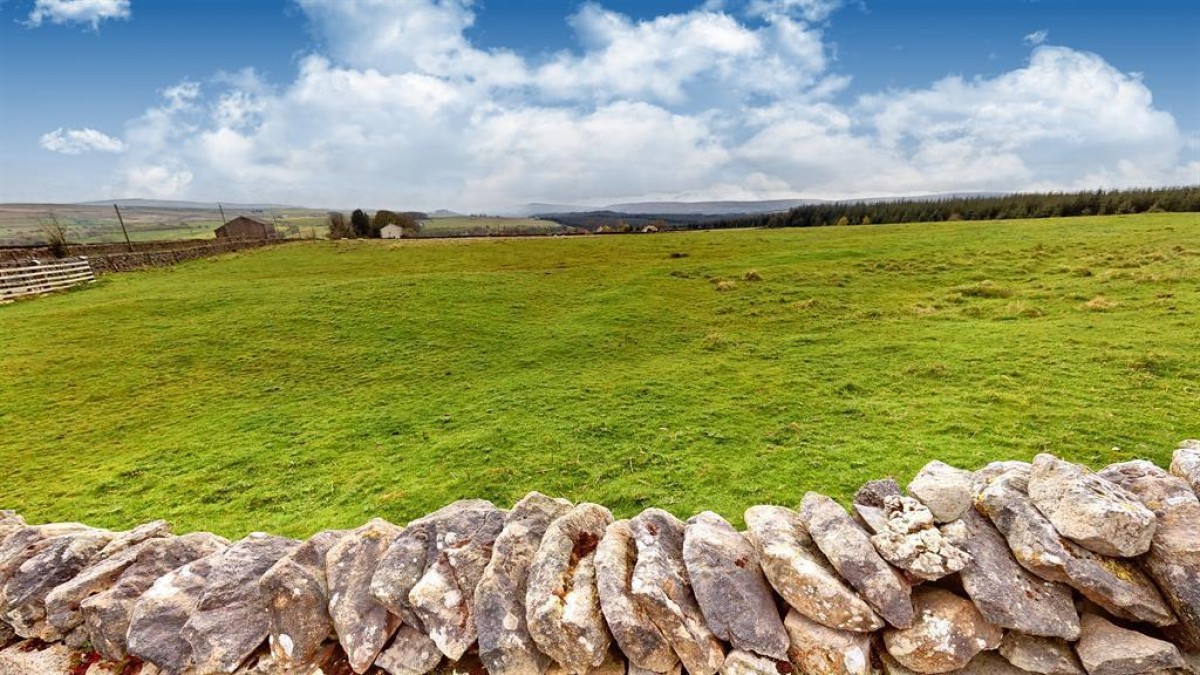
[0, 257, 96, 302]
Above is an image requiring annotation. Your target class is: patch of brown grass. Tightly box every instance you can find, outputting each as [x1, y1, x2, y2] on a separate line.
[1083, 295, 1117, 311]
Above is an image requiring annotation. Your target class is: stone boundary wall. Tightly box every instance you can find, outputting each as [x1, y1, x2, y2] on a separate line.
[0, 239, 293, 274]
[2, 444, 1198, 675]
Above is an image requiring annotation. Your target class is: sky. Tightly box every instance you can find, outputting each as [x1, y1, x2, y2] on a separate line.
[0, 0, 1197, 211]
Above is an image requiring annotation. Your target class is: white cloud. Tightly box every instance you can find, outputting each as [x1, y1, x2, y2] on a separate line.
[532, 5, 827, 104]
[86, 0, 1195, 209]
[27, 0, 130, 29]
[1024, 29, 1049, 46]
[39, 127, 127, 154]
[746, 0, 843, 22]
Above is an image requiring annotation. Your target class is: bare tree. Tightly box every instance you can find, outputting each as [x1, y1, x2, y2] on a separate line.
[38, 211, 71, 257]
[327, 212, 353, 240]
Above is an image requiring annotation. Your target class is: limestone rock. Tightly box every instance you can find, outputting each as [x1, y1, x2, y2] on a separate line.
[1180, 651, 1199, 675]
[882, 588, 1003, 675]
[869, 496, 969, 581]
[328, 518, 404, 674]
[409, 500, 506, 660]
[941, 510, 1079, 640]
[683, 511, 788, 660]
[372, 519, 436, 631]
[371, 499, 499, 638]
[799, 493, 913, 629]
[909, 461, 973, 523]
[376, 624, 445, 675]
[631, 664, 683, 675]
[784, 609, 872, 675]
[83, 532, 227, 662]
[545, 645, 628, 675]
[43, 538, 154, 641]
[971, 462, 1032, 497]
[1028, 454, 1156, 557]
[477, 492, 574, 675]
[42, 521, 173, 641]
[181, 533, 299, 674]
[720, 649, 787, 675]
[998, 634, 1084, 675]
[0, 513, 24, 547]
[526, 503, 614, 675]
[1075, 613, 1183, 675]
[95, 520, 173, 559]
[595, 520, 676, 673]
[1, 528, 113, 637]
[881, 650, 925, 675]
[0, 639, 77, 675]
[0, 523, 95, 591]
[259, 529, 347, 668]
[1100, 460, 1200, 649]
[960, 652, 1040, 675]
[977, 470, 1174, 626]
[629, 508, 725, 675]
[127, 552, 220, 674]
[744, 505, 881, 633]
[1172, 443, 1200, 495]
[854, 478, 902, 534]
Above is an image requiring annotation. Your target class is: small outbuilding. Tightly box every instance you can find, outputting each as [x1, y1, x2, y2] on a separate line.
[215, 216, 277, 240]
[380, 223, 405, 239]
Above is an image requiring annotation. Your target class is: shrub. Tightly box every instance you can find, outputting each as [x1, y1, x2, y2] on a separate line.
[38, 213, 71, 258]
[327, 212, 353, 240]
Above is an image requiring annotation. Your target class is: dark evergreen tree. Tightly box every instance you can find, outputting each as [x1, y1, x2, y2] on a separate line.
[351, 209, 371, 238]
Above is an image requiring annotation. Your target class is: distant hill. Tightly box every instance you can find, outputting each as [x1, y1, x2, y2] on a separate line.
[604, 199, 822, 215]
[75, 198, 307, 210]
[520, 193, 1012, 218]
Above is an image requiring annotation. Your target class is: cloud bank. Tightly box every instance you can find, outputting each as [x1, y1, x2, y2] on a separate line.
[39, 127, 127, 155]
[54, 0, 1199, 209]
[27, 0, 130, 29]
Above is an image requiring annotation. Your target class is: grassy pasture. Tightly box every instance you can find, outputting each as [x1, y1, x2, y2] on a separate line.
[419, 216, 566, 236]
[0, 213, 1197, 539]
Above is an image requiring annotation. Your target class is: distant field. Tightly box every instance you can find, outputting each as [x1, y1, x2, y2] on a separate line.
[1, 213, 1197, 538]
[420, 216, 566, 236]
[0, 203, 329, 244]
[0, 205, 563, 244]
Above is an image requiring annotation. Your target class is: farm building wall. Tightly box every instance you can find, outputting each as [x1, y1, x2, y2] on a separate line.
[215, 216, 278, 240]
[1, 443, 1198, 675]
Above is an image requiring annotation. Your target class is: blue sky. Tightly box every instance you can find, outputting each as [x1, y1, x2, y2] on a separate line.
[0, 0, 1196, 209]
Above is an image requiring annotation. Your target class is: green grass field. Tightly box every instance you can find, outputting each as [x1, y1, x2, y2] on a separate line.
[419, 216, 565, 236]
[1, 214, 1197, 539]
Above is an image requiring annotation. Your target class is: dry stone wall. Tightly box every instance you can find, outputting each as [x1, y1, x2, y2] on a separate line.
[0, 239, 290, 274]
[2, 444, 1199, 675]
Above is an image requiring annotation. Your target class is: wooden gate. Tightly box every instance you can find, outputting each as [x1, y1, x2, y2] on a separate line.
[0, 257, 96, 302]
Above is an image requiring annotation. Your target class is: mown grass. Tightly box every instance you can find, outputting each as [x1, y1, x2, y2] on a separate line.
[1, 214, 1197, 539]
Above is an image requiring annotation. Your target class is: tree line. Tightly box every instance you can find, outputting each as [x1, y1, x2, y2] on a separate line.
[710, 186, 1200, 230]
[327, 209, 426, 239]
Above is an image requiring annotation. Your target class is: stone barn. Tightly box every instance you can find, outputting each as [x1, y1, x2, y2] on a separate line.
[215, 216, 277, 240]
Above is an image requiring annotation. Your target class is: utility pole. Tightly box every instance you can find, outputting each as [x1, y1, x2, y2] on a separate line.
[218, 203, 228, 224]
[113, 204, 133, 252]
